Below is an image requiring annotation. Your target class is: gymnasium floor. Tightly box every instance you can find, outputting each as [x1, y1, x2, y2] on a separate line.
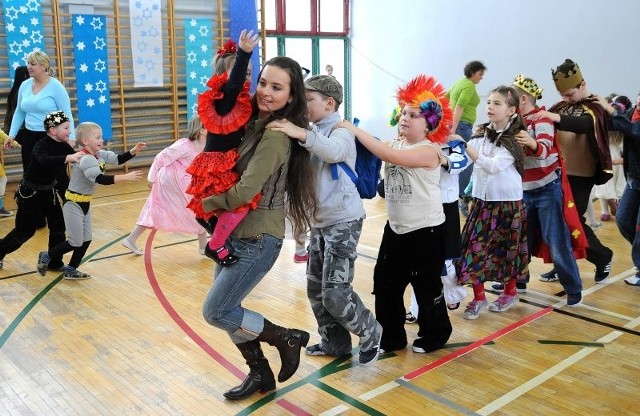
[0, 179, 637, 415]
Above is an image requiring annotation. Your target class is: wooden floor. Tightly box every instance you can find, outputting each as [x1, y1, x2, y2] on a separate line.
[0, 177, 638, 416]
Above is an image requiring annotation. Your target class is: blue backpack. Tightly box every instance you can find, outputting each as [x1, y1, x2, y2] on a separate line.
[330, 118, 382, 199]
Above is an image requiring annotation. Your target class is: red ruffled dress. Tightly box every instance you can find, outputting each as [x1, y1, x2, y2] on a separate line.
[186, 72, 261, 220]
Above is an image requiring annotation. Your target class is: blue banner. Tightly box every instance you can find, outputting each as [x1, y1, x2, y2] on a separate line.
[2, 0, 45, 81]
[184, 18, 213, 121]
[72, 14, 113, 140]
[229, 0, 260, 93]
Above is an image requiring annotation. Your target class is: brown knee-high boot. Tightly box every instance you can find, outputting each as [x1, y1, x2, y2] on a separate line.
[223, 340, 276, 400]
[256, 319, 310, 382]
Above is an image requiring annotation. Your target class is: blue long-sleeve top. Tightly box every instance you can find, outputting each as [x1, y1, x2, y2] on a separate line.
[9, 77, 75, 139]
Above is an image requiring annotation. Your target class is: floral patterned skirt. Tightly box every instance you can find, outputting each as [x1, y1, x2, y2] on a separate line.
[456, 198, 529, 284]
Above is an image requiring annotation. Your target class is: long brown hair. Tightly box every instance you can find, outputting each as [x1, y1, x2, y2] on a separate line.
[252, 56, 317, 238]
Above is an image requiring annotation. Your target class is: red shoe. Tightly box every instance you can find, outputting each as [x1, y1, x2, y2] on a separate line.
[600, 213, 612, 221]
[293, 253, 308, 263]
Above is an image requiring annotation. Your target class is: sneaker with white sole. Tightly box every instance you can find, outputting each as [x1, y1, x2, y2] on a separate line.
[489, 293, 519, 312]
[594, 261, 612, 283]
[0, 208, 13, 217]
[539, 269, 559, 282]
[463, 299, 488, 320]
[63, 267, 91, 280]
[567, 292, 582, 306]
[624, 275, 640, 286]
[122, 238, 143, 255]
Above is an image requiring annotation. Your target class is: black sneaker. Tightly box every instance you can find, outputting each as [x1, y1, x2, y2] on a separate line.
[37, 251, 50, 276]
[539, 269, 559, 282]
[305, 343, 328, 356]
[567, 292, 582, 306]
[359, 325, 382, 366]
[490, 282, 527, 293]
[594, 261, 612, 284]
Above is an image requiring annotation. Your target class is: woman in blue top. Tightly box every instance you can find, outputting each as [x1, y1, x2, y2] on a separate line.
[4, 51, 75, 204]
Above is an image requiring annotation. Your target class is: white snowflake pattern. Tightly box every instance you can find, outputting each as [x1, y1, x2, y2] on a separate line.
[76, 41, 86, 51]
[75, 15, 85, 25]
[90, 17, 103, 31]
[26, 0, 40, 12]
[93, 37, 106, 50]
[95, 80, 107, 93]
[79, 63, 88, 73]
[84, 82, 94, 92]
[94, 59, 106, 73]
[30, 30, 43, 44]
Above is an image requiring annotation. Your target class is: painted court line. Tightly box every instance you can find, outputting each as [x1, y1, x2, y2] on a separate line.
[320, 308, 553, 415]
[396, 379, 481, 415]
[476, 315, 640, 415]
[143, 230, 312, 415]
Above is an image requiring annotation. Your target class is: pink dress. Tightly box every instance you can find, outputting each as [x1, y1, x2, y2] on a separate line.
[136, 138, 205, 234]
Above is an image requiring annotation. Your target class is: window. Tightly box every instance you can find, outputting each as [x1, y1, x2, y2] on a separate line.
[263, 0, 351, 119]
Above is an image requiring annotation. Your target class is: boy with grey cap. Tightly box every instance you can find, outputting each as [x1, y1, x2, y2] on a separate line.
[269, 75, 383, 366]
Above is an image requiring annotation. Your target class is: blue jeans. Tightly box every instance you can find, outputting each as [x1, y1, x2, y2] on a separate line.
[202, 234, 283, 344]
[524, 179, 582, 294]
[456, 121, 474, 196]
[616, 178, 640, 271]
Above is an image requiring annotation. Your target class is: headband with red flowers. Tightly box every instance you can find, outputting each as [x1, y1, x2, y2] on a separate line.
[396, 74, 452, 144]
[217, 39, 238, 57]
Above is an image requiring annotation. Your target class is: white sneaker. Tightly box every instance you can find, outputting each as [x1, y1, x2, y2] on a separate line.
[122, 238, 143, 255]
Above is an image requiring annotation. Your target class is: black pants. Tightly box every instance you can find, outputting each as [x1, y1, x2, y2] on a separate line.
[373, 222, 452, 352]
[0, 184, 66, 267]
[568, 175, 613, 268]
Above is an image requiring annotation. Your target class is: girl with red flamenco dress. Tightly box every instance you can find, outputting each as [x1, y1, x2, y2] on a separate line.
[186, 30, 260, 266]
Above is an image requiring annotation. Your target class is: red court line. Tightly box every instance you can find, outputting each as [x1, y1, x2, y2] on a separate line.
[276, 398, 313, 416]
[143, 229, 245, 381]
[143, 230, 304, 413]
[404, 307, 554, 380]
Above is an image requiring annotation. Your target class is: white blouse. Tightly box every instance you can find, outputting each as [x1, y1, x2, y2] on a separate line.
[469, 136, 523, 201]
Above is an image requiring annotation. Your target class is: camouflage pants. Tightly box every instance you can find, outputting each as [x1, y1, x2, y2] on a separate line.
[307, 219, 381, 355]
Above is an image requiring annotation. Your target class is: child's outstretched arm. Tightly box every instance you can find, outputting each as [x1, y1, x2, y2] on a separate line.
[115, 142, 147, 165]
[335, 120, 441, 169]
[113, 170, 144, 183]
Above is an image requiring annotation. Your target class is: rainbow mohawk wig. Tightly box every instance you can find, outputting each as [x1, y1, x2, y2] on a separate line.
[396, 75, 452, 144]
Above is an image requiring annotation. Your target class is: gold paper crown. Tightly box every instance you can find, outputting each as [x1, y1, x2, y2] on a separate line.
[552, 59, 583, 93]
[513, 74, 543, 100]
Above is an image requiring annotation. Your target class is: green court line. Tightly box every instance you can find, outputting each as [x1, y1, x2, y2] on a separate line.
[312, 380, 386, 416]
[237, 353, 354, 415]
[0, 237, 124, 349]
[446, 341, 495, 348]
[538, 340, 605, 347]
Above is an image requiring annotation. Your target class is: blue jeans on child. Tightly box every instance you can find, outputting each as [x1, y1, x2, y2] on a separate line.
[524, 179, 582, 295]
[616, 178, 640, 274]
[202, 234, 283, 344]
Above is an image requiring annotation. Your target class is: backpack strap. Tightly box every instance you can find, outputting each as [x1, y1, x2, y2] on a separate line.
[332, 162, 357, 183]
